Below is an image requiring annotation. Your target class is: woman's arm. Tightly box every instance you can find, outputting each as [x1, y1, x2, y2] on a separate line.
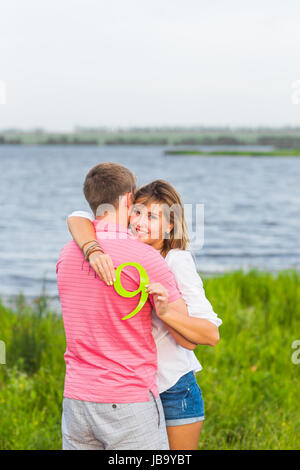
[67, 214, 116, 285]
[67, 214, 97, 249]
[147, 250, 222, 348]
[164, 323, 198, 350]
[151, 291, 219, 347]
[160, 298, 219, 347]
[161, 307, 220, 346]
[162, 301, 200, 351]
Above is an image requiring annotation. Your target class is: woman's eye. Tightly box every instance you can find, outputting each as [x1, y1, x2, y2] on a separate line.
[134, 209, 141, 216]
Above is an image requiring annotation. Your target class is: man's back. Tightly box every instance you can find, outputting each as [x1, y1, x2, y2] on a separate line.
[57, 220, 181, 403]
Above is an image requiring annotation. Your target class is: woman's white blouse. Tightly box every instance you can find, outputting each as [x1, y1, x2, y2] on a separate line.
[68, 211, 222, 393]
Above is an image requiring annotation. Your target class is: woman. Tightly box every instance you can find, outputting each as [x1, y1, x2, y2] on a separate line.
[67, 179, 222, 450]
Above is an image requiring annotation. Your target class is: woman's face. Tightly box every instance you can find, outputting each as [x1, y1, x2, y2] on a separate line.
[129, 200, 171, 250]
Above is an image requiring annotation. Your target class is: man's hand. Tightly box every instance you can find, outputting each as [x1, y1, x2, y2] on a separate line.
[145, 282, 169, 317]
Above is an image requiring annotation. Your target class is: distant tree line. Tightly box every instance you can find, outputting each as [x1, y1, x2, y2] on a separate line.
[43, 137, 99, 145]
[0, 136, 21, 144]
[256, 135, 300, 149]
[1, 132, 300, 148]
[105, 137, 169, 145]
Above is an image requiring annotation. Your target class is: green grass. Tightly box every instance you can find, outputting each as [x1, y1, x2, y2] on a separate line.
[0, 270, 299, 449]
[165, 149, 300, 157]
[0, 294, 65, 450]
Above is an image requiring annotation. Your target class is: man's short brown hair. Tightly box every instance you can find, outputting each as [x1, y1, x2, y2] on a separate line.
[83, 162, 136, 215]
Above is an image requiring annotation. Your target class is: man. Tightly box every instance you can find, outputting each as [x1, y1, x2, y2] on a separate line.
[56, 162, 189, 450]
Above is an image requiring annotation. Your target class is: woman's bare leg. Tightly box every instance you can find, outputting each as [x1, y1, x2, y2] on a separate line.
[166, 421, 203, 450]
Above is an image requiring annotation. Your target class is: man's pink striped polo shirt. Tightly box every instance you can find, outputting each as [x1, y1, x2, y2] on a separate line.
[56, 220, 181, 403]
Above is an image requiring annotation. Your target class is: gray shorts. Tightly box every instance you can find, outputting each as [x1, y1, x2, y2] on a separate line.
[62, 391, 169, 450]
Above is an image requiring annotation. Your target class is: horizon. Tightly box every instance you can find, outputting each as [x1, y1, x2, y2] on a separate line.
[2, 125, 300, 134]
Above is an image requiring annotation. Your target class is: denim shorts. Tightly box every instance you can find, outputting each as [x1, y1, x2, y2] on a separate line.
[159, 371, 205, 426]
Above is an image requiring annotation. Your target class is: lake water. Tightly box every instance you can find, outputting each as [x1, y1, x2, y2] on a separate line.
[0, 145, 299, 300]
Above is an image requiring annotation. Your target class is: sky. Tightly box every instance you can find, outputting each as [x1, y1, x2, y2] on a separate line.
[1, 0, 300, 130]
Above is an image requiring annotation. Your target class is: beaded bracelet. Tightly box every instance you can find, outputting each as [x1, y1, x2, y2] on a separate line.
[83, 242, 99, 257]
[81, 239, 99, 253]
[85, 245, 104, 261]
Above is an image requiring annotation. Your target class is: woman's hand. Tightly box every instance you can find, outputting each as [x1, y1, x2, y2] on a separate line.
[145, 282, 169, 317]
[89, 251, 116, 285]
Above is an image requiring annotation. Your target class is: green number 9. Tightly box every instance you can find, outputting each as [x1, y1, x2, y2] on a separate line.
[113, 262, 150, 320]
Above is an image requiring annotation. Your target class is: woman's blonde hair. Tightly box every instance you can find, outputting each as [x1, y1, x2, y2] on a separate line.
[133, 179, 190, 257]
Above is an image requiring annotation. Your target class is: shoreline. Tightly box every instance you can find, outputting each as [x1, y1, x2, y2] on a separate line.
[165, 149, 300, 157]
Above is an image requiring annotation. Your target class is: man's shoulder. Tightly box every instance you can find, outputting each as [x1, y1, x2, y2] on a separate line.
[110, 238, 169, 271]
[58, 239, 82, 261]
[130, 240, 166, 262]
